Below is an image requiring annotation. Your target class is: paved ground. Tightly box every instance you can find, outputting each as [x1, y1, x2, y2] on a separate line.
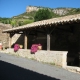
[0, 52, 80, 80]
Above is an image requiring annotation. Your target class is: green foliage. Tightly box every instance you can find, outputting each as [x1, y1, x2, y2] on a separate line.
[34, 9, 53, 21]
[11, 20, 18, 27]
[13, 11, 36, 19]
[0, 7, 80, 27]
[18, 19, 34, 26]
[65, 8, 80, 15]
[22, 20, 33, 25]
[18, 21, 22, 26]
[0, 17, 11, 24]
[51, 12, 60, 18]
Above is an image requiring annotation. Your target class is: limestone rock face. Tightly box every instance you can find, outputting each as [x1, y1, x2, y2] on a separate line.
[52, 9, 69, 15]
[26, 6, 71, 15]
[26, 6, 39, 13]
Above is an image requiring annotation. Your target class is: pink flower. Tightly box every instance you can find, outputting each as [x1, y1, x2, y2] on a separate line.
[14, 44, 20, 52]
[31, 44, 42, 53]
[31, 44, 38, 53]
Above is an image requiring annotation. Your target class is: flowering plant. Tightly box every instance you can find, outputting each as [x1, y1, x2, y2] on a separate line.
[30, 44, 42, 54]
[14, 44, 20, 52]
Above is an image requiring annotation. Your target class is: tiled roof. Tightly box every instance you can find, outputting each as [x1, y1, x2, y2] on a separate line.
[3, 14, 80, 33]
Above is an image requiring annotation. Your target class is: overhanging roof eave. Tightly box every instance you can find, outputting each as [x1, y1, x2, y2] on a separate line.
[2, 14, 80, 33]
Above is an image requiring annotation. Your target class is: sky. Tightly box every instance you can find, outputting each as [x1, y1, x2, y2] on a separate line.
[0, 0, 80, 18]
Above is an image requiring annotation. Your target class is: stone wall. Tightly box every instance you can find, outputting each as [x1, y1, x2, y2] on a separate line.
[0, 23, 12, 49]
[2, 49, 80, 73]
[5, 48, 67, 67]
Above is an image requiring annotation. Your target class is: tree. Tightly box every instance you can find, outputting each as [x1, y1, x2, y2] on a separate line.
[34, 9, 53, 21]
[18, 21, 22, 26]
[11, 20, 17, 27]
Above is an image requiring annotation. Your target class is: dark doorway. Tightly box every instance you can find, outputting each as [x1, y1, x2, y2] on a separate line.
[67, 33, 80, 67]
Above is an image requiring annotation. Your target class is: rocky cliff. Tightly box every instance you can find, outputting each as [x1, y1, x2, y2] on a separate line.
[26, 6, 71, 15]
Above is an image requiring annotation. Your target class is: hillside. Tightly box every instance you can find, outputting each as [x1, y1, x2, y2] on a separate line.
[0, 6, 80, 27]
[15, 6, 80, 18]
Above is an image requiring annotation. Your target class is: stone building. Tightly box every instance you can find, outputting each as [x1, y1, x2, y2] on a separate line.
[2, 14, 80, 68]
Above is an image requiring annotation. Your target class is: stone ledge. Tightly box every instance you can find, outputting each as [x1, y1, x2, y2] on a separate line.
[66, 66, 80, 73]
[1, 48, 67, 67]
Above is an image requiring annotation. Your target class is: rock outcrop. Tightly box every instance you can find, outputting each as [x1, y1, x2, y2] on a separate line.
[26, 6, 71, 15]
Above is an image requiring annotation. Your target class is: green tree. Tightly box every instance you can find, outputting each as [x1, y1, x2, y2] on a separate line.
[18, 21, 22, 26]
[34, 9, 53, 21]
[11, 20, 17, 27]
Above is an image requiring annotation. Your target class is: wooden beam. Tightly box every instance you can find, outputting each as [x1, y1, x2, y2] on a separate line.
[24, 32, 27, 49]
[47, 34, 50, 50]
[9, 33, 13, 48]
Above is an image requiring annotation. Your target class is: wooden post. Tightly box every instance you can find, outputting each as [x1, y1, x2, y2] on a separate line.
[47, 34, 50, 50]
[9, 33, 12, 48]
[24, 32, 27, 49]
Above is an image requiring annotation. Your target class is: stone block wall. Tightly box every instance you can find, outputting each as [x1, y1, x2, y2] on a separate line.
[5, 49, 67, 67]
[0, 23, 12, 48]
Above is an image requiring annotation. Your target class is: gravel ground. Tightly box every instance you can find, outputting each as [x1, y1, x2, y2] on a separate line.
[0, 52, 80, 80]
